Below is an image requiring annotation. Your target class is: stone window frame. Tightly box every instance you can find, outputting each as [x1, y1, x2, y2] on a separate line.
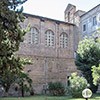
[82, 24, 86, 32]
[45, 30, 54, 47]
[60, 32, 68, 48]
[31, 27, 39, 44]
[93, 16, 97, 26]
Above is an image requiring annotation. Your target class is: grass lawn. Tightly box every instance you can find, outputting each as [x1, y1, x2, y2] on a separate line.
[0, 94, 100, 100]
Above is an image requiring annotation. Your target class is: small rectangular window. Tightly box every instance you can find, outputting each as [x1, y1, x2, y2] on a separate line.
[83, 24, 86, 32]
[93, 16, 97, 26]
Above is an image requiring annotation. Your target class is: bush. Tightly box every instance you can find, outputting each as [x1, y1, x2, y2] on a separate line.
[68, 73, 88, 98]
[48, 82, 65, 96]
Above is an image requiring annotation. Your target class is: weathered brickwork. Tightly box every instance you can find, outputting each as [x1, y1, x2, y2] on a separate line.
[16, 14, 77, 94]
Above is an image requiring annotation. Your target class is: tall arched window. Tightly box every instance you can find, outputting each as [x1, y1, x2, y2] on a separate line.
[60, 33, 68, 48]
[31, 27, 39, 44]
[45, 30, 54, 47]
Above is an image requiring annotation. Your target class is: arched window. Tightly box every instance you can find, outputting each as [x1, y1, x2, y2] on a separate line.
[45, 30, 54, 47]
[60, 33, 68, 48]
[31, 27, 39, 44]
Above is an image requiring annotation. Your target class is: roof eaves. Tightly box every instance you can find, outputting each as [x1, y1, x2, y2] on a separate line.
[81, 4, 100, 17]
[23, 13, 75, 26]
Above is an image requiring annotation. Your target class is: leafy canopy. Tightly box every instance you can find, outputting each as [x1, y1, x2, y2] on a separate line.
[76, 37, 100, 71]
[75, 32, 100, 93]
[0, 0, 33, 96]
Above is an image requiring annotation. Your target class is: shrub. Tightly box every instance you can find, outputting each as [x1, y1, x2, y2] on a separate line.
[68, 73, 88, 98]
[48, 82, 65, 96]
[92, 64, 100, 85]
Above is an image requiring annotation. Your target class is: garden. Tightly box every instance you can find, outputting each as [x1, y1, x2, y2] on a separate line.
[0, 0, 100, 100]
[0, 94, 100, 100]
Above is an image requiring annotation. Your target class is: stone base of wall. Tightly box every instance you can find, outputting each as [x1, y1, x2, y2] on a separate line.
[23, 56, 77, 94]
[0, 56, 77, 96]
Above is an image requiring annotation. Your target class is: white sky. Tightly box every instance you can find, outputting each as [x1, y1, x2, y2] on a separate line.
[23, 0, 100, 21]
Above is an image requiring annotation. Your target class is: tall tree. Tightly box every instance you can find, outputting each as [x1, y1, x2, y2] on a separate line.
[75, 35, 100, 93]
[0, 0, 32, 96]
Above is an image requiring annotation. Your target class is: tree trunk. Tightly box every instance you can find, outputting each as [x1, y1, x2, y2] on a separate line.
[21, 82, 24, 97]
[3, 86, 9, 97]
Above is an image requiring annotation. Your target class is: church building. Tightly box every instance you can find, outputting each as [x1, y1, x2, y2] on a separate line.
[17, 3, 100, 94]
[17, 8, 77, 93]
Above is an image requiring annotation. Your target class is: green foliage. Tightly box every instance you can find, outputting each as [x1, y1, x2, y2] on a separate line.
[92, 64, 100, 85]
[0, 0, 28, 55]
[75, 36, 100, 93]
[48, 82, 66, 96]
[68, 73, 88, 98]
[0, 0, 33, 96]
[76, 37, 100, 70]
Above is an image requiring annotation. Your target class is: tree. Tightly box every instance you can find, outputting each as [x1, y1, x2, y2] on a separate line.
[68, 73, 88, 98]
[0, 0, 32, 96]
[92, 64, 100, 85]
[75, 35, 100, 93]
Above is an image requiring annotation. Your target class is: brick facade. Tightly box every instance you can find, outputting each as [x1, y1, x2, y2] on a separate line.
[16, 14, 77, 94]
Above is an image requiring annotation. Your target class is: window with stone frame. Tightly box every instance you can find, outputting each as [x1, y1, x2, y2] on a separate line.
[31, 27, 39, 44]
[45, 30, 54, 47]
[60, 33, 68, 48]
[83, 24, 86, 32]
[93, 16, 97, 26]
